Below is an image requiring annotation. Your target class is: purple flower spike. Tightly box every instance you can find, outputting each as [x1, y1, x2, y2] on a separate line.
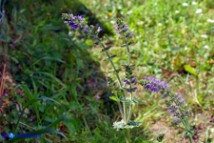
[63, 14, 87, 32]
[165, 93, 190, 124]
[142, 77, 191, 126]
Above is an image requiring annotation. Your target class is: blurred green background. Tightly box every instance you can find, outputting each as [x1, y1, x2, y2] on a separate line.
[0, 0, 213, 142]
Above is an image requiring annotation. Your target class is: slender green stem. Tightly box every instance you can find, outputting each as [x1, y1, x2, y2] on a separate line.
[102, 44, 123, 88]
[101, 43, 125, 119]
[126, 129, 131, 143]
[126, 44, 133, 123]
[126, 85, 132, 122]
[189, 136, 193, 143]
[126, 45, 131, 65]
[123, 102, 127, 123]
[127, 103, 132, 123]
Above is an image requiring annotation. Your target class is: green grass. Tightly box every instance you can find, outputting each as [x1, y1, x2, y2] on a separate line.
[0, 0, 213, 142]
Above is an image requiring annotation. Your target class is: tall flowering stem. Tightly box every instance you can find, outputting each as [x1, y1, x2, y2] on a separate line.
[140, 77, 194, 143]
[113, 19, 138, 125]
[116, 19, 136, 126]
[98, 19, 139, 127]
[62, 14, 141, 129]
[103, 44, 138, 125]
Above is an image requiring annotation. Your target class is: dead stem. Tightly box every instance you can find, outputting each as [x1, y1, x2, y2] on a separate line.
[0, 64, 6, 96]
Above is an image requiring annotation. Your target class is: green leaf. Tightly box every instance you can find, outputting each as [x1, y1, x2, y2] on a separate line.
[109, 96, 120, 102]
[184, 65, 197, 76]
[85, 39, 94, 46]
[113, 120, 141, 129]
[38, 96, 61, 105]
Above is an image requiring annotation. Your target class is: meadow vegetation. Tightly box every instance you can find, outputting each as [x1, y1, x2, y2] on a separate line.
[0, 0, 213, 142]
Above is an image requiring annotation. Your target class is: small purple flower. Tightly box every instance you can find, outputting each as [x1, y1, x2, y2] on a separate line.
[95, 95, 101, 99]
[127, 87, 137, 92]
[127, 33, 132, 37]
[64, 20, 69, 24]
[84, 27, 89, 33]
[123, 24, 129, 31]
[69, 22, 78, 30]
[115, 24, 119, 34]
[131, 78, 137, 83]
[78, 24, 83, 29]
[168, 105, 178, 113]
[124, 76, 138, 92]
[176, 94, 185, 105]
[63, 14, 87, 32]
[77, 15, 84, 21]
[145, 83, 159, 92]
[115, 23, 132, 36]
[144, 77, 168, 92]
[97, 26, 102, 32]
[124, 79, 131, 85]
[115, 24, 119, 30]
[175, 119, 180, 124]
[69, 14, 76, 20]
[124, 76, 137, 85]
